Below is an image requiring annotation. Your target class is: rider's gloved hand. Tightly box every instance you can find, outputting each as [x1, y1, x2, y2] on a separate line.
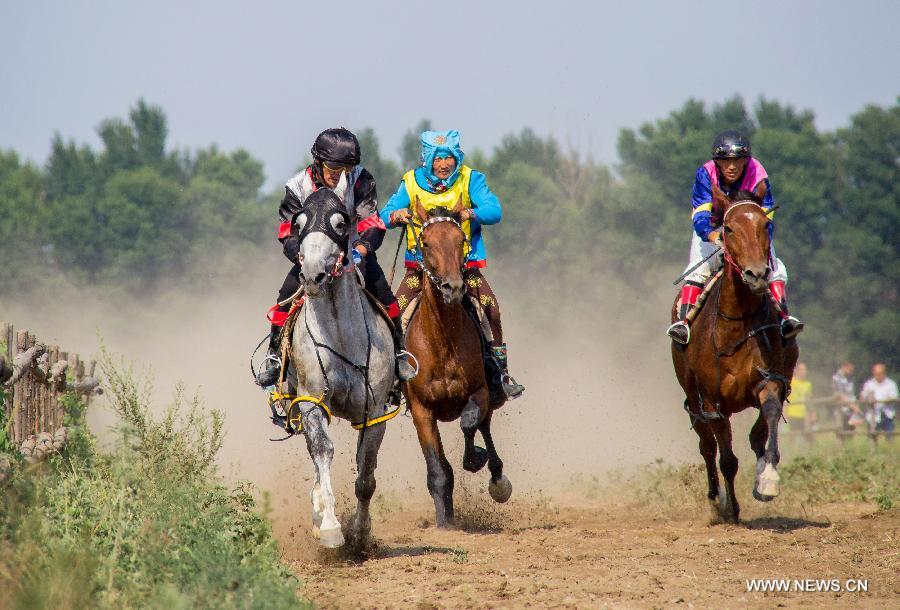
[390, 209, 412, 225]
[708, 230, 723, 247]
[352, 249, 363, 266]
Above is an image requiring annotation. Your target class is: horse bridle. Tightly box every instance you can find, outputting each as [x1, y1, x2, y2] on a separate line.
[409, 215, 470, 288]
[293, 195, 353, 283]
[720, 200, 774, 283]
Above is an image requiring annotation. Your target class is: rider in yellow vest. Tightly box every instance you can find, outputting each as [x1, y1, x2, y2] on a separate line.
[380, 130, 524, 400]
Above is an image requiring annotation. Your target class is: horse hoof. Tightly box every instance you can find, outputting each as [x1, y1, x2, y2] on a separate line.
[463, 446, 488, 472]
[488, 475, 513, 503]
[318, 526, 345, 548]
[753, 489, 776, 502]
[755, 463, 780, 499]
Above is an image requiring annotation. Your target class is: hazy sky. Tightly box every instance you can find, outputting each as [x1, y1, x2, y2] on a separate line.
[2, 0, 898, 186]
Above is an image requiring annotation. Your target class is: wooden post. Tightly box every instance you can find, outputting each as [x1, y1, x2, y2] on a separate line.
[50, 346, 61, 432]
[14, 331, 27, 444]
[87, 360, 97, 408]
[27, 333, 37, 439]
[1, 322, 9, 423]
[71, 353, 84, 429]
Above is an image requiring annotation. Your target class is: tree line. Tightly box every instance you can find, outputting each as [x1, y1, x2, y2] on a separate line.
[1, 97, 896, 373]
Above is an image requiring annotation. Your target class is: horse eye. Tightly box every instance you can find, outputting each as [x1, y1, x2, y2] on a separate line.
[724, 225, 733, 234]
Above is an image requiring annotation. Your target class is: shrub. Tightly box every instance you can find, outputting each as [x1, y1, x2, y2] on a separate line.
[0, 352, 307, 609]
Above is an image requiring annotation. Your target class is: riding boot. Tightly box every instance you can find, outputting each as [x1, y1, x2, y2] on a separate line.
[667, 282, 702, 345]
[255, 325, 284, 388]
[386, 316, 414, 408]
[769, 280, 804, 338]
[492, 344, 525, 399]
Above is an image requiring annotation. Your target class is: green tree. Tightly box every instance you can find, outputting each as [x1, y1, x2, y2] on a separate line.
[0, 151, 46, 290]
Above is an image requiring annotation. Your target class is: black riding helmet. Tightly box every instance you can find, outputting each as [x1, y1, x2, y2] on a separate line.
[712, 130, 751, 159]
[311, 127, 361, 166]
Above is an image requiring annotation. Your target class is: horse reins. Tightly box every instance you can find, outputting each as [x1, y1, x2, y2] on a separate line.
[408, 216, 469, 288]
[708, 199, 782, 414]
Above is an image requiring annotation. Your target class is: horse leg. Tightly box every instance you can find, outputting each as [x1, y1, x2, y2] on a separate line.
[710, 418, 740, 523]
[461, 397, 489, 473]
[754, 381, 784, 501]
[478, 410, 513, 503]
[348, 422, 387, 545]
[693, 420, 721, 521]
[302, 408, 344, 548]
[410, 399, 455, 527]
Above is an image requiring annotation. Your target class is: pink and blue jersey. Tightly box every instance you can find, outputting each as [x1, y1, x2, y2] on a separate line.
[691, 157, 775, 241]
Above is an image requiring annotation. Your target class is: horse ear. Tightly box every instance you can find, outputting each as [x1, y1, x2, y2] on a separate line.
[414, 195, 428, 222]
[755, 180, 767, 201]
[450, 194, 465, 216]
[712, 183, 726, 206]
[332, 171, 348, 202]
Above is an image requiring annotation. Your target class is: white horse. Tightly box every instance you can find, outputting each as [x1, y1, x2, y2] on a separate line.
[287, 173, 397, 547]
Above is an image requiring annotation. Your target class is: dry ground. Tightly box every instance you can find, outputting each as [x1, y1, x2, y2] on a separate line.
[281, 489, 899, 609]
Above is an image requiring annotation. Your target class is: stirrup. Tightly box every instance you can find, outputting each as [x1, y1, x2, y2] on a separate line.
[501, 373, 525, 399]
[667, 321, 690, 345]
[780, 316, 804, 339]
[396, 350, 419, 381]
[255, 354, 282, 388]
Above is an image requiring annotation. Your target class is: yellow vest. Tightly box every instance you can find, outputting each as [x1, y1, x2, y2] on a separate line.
[786, 379, 812, 419]
[402, 165, 473, 256]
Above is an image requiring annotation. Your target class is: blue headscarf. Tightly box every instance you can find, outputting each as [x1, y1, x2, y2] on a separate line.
[420, 130, 465, 191]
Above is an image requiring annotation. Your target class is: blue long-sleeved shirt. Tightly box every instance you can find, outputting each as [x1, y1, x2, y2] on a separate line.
[691, 158, 775, 241]
[380, 166, 501, 264]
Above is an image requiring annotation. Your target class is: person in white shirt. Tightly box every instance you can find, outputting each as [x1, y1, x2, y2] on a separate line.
[860, 363, 898, 433]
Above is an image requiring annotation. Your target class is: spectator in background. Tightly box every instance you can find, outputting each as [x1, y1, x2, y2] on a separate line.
[787, 362, 816, 434]
[832, 361, 863, 430]
[860, 363, 898, 434]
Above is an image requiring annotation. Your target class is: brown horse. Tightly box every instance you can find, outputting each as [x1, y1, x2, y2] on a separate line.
[672, 182, 799, 524]
[404, 196, 512, 527]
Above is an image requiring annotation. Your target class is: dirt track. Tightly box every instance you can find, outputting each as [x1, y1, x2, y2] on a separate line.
[284, 493, 899, 609]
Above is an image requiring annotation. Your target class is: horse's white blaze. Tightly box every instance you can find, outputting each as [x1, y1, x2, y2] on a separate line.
[757, 463, 781, 497]
[300, 233, 341, 288]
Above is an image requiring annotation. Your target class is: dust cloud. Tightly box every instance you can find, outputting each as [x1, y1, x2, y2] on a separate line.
[1, 245, 699, 509]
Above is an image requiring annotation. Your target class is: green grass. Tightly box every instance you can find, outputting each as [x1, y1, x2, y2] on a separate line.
[571, 436, 898, 517]
[0, 351, 308, 609]
[779, 436, 898, 510]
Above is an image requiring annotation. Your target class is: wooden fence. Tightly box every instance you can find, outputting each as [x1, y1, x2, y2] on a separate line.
[1, 322, 101, 451]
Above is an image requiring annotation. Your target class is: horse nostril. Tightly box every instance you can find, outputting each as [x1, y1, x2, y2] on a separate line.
[314, 272, 327, 284]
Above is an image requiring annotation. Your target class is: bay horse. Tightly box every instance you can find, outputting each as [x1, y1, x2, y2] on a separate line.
[283, 172, 397, 547]
[404, 196, 513, 527]
[671, 182, 799, 524]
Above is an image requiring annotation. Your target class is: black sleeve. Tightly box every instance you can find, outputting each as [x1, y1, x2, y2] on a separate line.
[353, 169, 386, 252]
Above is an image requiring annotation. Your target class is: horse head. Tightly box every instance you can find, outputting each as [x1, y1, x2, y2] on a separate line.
[295, 172, 351, 297]
[714, 181, 772, 295]
[414, 194, 467, 304]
